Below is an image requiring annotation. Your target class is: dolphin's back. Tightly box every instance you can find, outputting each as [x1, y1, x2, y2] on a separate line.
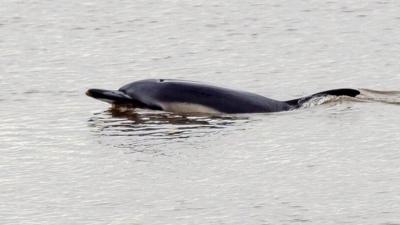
[119, 79, 291, 113]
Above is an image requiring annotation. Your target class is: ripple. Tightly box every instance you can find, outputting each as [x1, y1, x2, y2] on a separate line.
[88, 108, 249, 152]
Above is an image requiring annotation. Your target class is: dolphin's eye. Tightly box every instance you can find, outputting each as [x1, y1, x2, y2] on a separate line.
[159, 79, 165, 82]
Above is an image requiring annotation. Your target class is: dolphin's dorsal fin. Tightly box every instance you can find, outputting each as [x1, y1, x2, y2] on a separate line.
[285, 88, 361, 108]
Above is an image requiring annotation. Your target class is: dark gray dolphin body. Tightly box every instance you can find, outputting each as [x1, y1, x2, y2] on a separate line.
[86, 79, 360, 114]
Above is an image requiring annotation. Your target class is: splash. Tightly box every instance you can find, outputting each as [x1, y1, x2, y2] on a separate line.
[298, 95, 346, 109]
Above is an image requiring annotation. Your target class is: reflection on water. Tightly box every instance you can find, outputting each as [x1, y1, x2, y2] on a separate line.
[88, 108, 249, 152]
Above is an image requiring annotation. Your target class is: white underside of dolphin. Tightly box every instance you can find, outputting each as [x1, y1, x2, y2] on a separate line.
[159, 102, 222, 114]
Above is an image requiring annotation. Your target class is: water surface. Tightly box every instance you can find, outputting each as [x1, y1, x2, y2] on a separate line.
[1, 0, 400, 224]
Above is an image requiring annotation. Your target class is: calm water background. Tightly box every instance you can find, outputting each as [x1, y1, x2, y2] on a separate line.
[1, 0, 400, 224]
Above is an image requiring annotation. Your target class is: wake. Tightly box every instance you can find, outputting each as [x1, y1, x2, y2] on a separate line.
[300, 88, 400, 109]
[357, 89, 400, 105]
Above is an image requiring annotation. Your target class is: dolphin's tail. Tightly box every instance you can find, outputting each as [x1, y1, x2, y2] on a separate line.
[86, 89, 146, 107]
[285, 88, 361, 109]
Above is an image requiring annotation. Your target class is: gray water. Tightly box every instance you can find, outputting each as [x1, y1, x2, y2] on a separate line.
[1, 0, 400, 224]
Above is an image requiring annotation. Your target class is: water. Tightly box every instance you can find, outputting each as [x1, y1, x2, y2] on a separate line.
[1, 0, 400, 224]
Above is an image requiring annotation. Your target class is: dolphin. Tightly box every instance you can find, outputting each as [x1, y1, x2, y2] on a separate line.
[86, 79, 360, 114]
